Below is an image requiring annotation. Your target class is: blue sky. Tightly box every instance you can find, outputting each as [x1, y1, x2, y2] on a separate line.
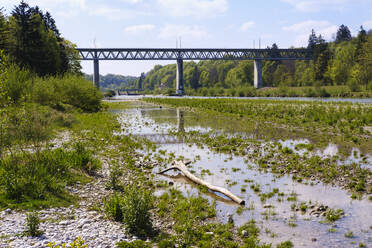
[2, 0, 372, 76]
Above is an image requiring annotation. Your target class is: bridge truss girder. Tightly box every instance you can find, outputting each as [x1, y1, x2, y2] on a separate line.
[76, 48, 312, 61]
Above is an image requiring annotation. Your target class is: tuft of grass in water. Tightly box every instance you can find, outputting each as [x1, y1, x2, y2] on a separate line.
[276, 240, 294, 248]
[344, 230, 354, 238]
[238, 219, 260, 238]
[325, 208, 344, 222]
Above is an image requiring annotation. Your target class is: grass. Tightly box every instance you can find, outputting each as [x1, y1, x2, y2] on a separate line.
[0, 143, 99, 209]
[325, 208, 345, 222]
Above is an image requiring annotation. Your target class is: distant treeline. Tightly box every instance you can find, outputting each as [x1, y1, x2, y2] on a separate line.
[84, 73, 138, 90]
[142, 25, 372, 95]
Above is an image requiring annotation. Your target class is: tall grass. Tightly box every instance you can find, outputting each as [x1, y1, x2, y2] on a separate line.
[0, 143, 100, 208]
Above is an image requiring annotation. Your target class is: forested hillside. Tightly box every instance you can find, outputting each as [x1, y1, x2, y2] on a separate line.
[142, 25, 372, 97]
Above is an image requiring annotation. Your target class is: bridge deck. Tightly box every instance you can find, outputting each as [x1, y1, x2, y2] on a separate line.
[76, 48, 312, 61]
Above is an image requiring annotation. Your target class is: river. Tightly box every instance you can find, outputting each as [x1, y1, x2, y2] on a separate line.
[113, 100, 372, 247]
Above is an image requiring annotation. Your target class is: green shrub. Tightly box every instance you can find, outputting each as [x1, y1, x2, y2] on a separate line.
[25, 212, 43, 237]
[121, 184, 153, 237]
[105, 193, 123, 222]
[32, 74, 103, 112]
[3, 63, 32, 103]
[105, 184, 154, 237]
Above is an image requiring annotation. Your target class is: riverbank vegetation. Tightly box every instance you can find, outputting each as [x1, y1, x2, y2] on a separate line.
[139, 25, 372, 97]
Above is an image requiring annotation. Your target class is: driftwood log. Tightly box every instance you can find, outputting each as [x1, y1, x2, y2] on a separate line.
[158, 161, 245, 205]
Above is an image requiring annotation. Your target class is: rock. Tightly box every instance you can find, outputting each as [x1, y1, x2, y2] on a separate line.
[312, 238, 317, 242]
[242, 230, 248, 237]
[263, 204, 272, 208]
[5, 208, 12, 214]
[205, 232, 214, 235]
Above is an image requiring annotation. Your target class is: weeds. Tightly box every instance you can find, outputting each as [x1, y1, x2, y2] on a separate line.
[24, 212, 43, 237]
[47, 237, 87, 248]
[105, 184, 153, 237]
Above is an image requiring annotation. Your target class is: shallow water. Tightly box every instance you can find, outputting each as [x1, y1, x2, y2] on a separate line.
[114, 101, 372, 247]
[110, 95, 372, 104]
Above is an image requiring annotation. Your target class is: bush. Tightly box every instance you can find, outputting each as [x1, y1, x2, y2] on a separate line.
[32, 74, 103, 112]
[105, 184, 153, 237]
[4, 63, 32, 103]
[25, 212, 43, 237]
[347, 79, 360, 92]
[368, 81, 372, 92]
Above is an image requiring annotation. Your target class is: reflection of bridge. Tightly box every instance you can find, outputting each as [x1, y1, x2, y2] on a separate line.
[76, 48, 313, 94]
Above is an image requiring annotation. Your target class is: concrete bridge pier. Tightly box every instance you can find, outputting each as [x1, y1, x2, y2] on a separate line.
[93, 52, 100, 88]
[254, 59, 262, 89]
[176, 59, 185, 95]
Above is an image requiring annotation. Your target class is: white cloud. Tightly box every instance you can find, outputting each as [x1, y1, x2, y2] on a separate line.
[159, 24, 208, 39]
[281, 0, 359, 12]
[88, 6, 148, 20]
[157, 0, 228, 18]
[283, 20, 331, 32]
[124, 24, 155, 34]
[239, 21, 255, 31]
[283, 20, 338, 46]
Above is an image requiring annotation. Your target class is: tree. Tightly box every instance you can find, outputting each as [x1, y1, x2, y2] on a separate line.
[199, 71, 210, 88]
[308, 29, 317, 49]
[335, 24, 352, 43]
[355, 26, 367, 61]
[329, 43, 355, 85]
[138, 72, 145, 89]
[359, 33, 372, 89]
[4, 2, 81, 76]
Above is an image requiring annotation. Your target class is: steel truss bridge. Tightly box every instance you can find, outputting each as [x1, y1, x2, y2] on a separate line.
[76, 48, 313, 94]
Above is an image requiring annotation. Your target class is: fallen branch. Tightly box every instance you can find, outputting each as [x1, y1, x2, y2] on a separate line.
[158, 160, 245, 205]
